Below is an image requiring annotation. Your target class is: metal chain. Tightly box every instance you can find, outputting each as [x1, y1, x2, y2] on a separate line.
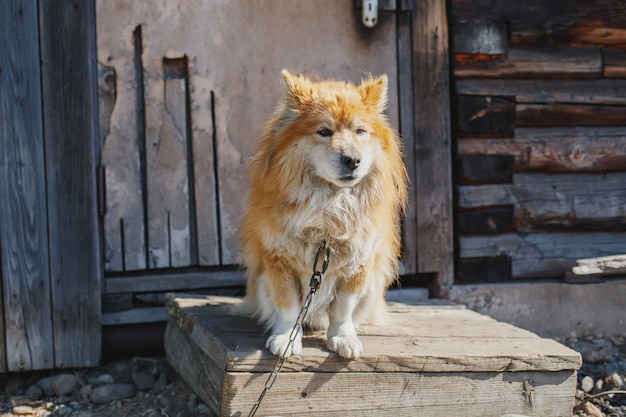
[248, 241, 331, 417]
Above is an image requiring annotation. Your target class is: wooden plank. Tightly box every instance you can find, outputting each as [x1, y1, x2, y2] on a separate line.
[573, 254, 626, 276]
[413, 0, 455, 291]
[39, 0, 103, 368]
[145, 58, 192, 268]
[166, 296, 581, 373]
[102, 307, 169, 325]
[457, 127, 626, 173]
[456, 155, 514, 183]
[456, 79, 626, 105]
[105, 269, 246, 293]
[456, 207, 514, 234]
[451, 0, 626, 48]
[452, 20, 508, 54]
[397, 10, 417, 274]
[455, 95, 514, 136]
[223, 371, 576, 417]
[454, 47, 602, 79]
[96, 20, 147, 271]
[603, 48, 626, 78]
[457, 257, 512, 283]
[515, 103, 626, 127]
[0, 0, 54, 372]
[457, 173, 626, 231]
[165, 295, 580, 416]
[460, 232, 626, 278]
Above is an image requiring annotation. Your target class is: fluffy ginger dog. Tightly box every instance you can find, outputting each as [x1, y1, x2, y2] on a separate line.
[238, 70, 408, 359]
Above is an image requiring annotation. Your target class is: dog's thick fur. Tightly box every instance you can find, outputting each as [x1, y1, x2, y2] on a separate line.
[238, 70, 408, 358]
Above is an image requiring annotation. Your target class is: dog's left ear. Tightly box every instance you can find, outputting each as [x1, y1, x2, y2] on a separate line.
[358, 75, 388, 114]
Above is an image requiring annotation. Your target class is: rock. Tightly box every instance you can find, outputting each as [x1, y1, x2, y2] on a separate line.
[88, 373, 115, 387]
[91, 383, 137, 405]
[153, 373, 167, 393]
[592, 378, 604, 394]
[36, 376, 57, 396]
[51, 374, 82, 396]
[57, 404, 73, 416]
[581, 401, 604, 417]
[575, 340, 616, 363]
[197, 402, 216, 416]
[606, 372, 624, 389]
[12, 405, 35, 415]
[581, 375, 595, 393]
[25, 384, 43, 400]
[132, 371, 156, 391]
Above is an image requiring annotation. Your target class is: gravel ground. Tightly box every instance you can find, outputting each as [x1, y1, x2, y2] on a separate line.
[1, 335, 625, 417]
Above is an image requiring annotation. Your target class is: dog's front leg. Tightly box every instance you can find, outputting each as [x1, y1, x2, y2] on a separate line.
[327, 291, 362, 358]
[266, 301, 303, 357]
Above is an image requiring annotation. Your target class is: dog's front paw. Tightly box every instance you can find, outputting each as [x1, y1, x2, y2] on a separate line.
[327, 335, 363, 358]
[266, 332, 302, 357]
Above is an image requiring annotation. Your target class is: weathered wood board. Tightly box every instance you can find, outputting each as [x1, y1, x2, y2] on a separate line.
[165, 295, 581, 416]
[454, 47, 602, 79]
[0, 0, 54, 371]
[460, 232, 626, 278]
[457, 172, 626, 231]
[458, 128, 626, 172]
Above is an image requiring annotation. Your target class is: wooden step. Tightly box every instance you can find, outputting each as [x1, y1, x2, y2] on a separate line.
[164, 294, 581, 417]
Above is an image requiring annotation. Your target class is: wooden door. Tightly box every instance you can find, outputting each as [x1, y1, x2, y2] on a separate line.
[97, 1, 400, 270]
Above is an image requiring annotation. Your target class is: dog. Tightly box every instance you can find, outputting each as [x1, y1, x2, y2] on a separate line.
[237, 70, 408, 359]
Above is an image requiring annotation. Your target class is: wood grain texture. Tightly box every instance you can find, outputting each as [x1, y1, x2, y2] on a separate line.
[454, 47, 602, 79]
[456, 79, 626, 105]
[0, 0, 54, 372]
[603, 48, 626, 78]
[457, 127, 626, 172]
[457, 173, 626, 231]
[516, 103, 626, 127]
[165, 295, 580, 417]
[413, 0, 455, 288]
[397, 10, 417, 274]
[460, 232, 626, 278]
[452, 20, 508, 54]
[573, 254, 626, 276]
[451, 0, 626, 48]
[455, 95, 515, 135]
[39, 0, 102, 367]
[105, 269, 246, 293]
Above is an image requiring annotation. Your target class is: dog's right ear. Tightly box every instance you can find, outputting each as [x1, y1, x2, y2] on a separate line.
[281, 69, 312, 106]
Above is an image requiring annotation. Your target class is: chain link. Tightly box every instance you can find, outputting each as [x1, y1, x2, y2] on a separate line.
[248, 241, 330, 417]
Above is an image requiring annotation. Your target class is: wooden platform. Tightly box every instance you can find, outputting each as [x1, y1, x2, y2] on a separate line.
[164, 294, 582, 417]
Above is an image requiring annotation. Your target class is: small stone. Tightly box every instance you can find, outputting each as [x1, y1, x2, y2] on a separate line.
[132, 371, 156, 391]
[153, 373, 167, 393]
[581, 375, 595, 393]
[592, 378, 603, 394]
[52, 374, 82, 396]
[12, 405, 35, 415]
[57, 404, 73, 416]
[25, 384, 43, 400]
[581, 401, 604, 417]
[91, 383, 137, 405]
[606, 372, 624, 389]
[197, 402, 216, 416]
[88, 373, 114, 387]
[36, 375, 57, 397]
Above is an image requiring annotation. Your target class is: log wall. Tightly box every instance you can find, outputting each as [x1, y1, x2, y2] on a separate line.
[451, 0, 626, 282]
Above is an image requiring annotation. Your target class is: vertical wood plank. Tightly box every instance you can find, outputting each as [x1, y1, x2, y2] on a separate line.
[38, 0, 102, 367]
[0, 0, 54, 371]
[412, 0, 455, 291]
[0, 253, 6, 372]
[397, 10, 417, 275]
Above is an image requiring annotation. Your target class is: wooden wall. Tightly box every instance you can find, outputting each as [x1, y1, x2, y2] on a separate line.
[450, 0, 626, 282]
[0, 0, 102, 371]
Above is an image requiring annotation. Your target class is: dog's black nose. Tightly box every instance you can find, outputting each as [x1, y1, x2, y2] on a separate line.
[340, 154, 361, 171]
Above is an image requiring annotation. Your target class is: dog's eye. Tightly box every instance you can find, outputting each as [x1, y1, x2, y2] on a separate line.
[355, 127, 367, 135]
[317, 128, 333, 137]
